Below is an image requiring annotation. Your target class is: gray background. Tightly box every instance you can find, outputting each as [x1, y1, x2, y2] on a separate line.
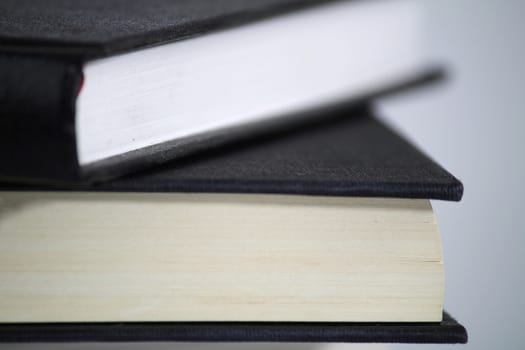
[381, 0, 525, 348]
[3, 0, 524, 349]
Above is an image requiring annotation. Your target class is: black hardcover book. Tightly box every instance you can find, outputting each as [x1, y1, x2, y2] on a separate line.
[1, 0, 441, 185]
[0, 106, 466, 343]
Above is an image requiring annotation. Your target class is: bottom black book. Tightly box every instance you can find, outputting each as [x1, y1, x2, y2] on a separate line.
[0, 312, 466, 344]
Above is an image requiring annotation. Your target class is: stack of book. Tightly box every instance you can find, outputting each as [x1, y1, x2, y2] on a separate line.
[0, 0, 467, 344]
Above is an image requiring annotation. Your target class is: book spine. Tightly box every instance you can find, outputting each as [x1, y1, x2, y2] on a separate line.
[0, 54, 83, 184]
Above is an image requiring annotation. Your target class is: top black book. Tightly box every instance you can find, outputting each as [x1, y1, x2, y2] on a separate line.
[0, 0, 441, 185]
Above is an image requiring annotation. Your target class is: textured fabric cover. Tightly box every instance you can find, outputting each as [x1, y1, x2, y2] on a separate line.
[1, 0, 336, 57]
[0, 312, 467, 343]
